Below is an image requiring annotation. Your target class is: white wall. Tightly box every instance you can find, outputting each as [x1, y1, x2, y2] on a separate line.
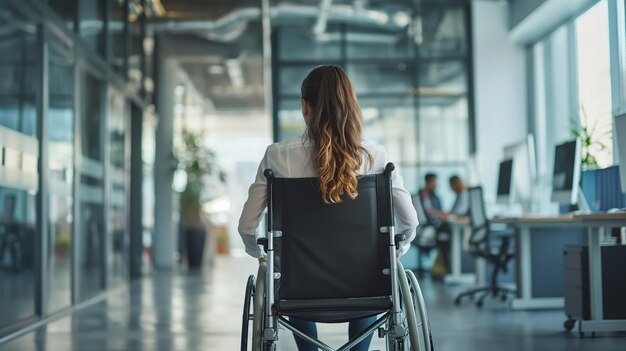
[472, 1, 528, 205]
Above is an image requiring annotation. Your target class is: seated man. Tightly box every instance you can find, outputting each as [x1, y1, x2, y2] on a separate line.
[419, 173, 442, 223]
[432, 175, 469, 276]
[437, 175, 469, 221]
[419, 173, 451, 277]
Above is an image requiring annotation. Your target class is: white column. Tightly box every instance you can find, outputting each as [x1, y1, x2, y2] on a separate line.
[153, 58, 177, 269]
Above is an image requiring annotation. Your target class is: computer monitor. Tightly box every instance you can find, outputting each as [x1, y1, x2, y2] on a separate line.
[616, 113, 626, 194]
[551, 139, 581, 205]
[496, 159, 514, 204]
[503, 134, 537, 211]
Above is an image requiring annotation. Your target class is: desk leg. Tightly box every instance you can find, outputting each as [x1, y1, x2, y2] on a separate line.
[588, 226, 604, 321]
[451, 225, 461, 277]
[512, 227, 531, 309]
[444, 225, 475, 285]
[475, 257, 486, 286]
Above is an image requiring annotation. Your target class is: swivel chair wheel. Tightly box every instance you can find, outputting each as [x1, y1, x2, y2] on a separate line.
[454, 297, 461, 306]
[563, 318, 576, 331]
[500, 294, 507, 302]
[476, 300, 483, 308]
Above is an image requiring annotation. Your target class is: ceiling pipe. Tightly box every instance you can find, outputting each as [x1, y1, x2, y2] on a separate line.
[150, 4, 407, 36]
[313, 0, 333, 37]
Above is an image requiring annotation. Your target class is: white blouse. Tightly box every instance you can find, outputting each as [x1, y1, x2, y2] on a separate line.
[238, 135, 419, 258]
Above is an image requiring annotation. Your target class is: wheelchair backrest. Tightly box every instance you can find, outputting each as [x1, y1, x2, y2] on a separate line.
[266, 171, 393, 301]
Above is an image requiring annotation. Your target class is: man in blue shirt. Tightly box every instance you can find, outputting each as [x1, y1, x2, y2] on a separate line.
[419, 173, 442, 221]
[419, 173, 451, 277]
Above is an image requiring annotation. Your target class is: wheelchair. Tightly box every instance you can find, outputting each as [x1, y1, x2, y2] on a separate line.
[241, 163, 434, 351]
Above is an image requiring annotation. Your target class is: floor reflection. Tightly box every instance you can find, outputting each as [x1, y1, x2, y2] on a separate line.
[1, 256, 625, 351]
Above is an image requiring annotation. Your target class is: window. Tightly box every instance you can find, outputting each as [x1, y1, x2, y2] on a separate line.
[0, 2, 39, 328]
[272, 3, 474, 206]
[48, 37, 75, 312]
[78, 70, 105, 301]
[78, 0, 106, 55]
[575, 0, 614, 168]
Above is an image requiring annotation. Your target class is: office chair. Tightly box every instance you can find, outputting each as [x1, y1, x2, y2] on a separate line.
[454, 187, 516, 308]
[241, 164, 434, 351]
[411, 195, 438, 277]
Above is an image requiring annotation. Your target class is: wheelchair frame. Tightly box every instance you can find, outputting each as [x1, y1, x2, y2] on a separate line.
[241, 164, 434, 351]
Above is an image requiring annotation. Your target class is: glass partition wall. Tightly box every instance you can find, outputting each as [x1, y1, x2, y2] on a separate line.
[0, 4, 39, 329]
[47, 36, 75, 313]
[77, 69, 106, 302]
[0, 0, 146, 336]
[272, 1, 473, 204]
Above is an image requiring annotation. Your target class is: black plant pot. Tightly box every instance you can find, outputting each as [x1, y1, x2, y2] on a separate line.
[185, 228, 206, 268]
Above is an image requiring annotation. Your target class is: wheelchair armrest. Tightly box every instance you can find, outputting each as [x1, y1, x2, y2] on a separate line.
[257, 238, 268, 253]
[394, 234, 406, 249]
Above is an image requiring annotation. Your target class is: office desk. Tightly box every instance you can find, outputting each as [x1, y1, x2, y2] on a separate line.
[444, 217, 481, 285]
[492, 216, 586, 310]
[574, 212, 626, 334]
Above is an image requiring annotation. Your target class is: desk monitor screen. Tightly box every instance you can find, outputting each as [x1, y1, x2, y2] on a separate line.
[551, 139, 581, 204]
[496, 159, 514, 204]
[503, 134, 537, 206]
[616, 113, 626, 194]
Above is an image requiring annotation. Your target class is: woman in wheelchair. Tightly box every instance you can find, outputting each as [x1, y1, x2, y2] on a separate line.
[239, 65, 421, 351]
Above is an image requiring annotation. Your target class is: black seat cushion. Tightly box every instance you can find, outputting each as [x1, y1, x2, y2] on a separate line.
[276, 296, 392, 323]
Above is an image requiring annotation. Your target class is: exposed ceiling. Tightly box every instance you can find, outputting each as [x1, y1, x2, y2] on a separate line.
[158, 0, 419, 20]
[153, 0, 468, 112]
[158, 0, 260, 20]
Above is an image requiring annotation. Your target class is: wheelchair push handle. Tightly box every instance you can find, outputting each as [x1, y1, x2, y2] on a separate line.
[384, 163, 395, 178]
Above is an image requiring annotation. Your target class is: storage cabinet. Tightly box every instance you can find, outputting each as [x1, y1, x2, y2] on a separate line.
[564, 245, 626, 321]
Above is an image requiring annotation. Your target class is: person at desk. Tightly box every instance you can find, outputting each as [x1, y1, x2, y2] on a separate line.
[419, 174, 469, 277]
[418, 173, 451, 277]
[419, 173, 442, 221]
[437, 175, 469, 221]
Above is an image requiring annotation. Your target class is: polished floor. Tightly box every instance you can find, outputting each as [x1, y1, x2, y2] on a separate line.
[1, 256, 625, 351]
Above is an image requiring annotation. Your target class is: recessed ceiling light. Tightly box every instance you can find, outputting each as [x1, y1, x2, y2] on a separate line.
[208, 65, 225, 75]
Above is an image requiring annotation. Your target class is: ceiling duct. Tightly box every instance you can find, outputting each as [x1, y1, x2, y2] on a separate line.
[150, 3, 409, 43]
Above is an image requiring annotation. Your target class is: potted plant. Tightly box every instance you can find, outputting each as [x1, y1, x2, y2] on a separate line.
[570, 106, 612, 170]
[175, 128, 223, 268]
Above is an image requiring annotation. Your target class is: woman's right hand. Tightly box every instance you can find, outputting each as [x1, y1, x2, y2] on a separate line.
[259, 256, 268, 264]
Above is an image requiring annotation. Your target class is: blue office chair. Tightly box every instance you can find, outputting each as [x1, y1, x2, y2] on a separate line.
[454, 187, 516, 308]
[241, 164, 434, 351]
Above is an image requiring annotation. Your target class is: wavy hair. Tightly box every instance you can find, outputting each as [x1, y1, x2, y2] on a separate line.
[301, 65, 372, 204]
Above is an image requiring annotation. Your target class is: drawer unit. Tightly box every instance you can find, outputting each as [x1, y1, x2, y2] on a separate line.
[563, 245, 626, 321]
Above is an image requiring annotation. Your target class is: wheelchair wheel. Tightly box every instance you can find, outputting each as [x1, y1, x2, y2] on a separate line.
[241, 263, 267, 351]
[252, 263, 267, 351]
[241, 275, 255, 351]
[396, 261, 434, 351]
[396, 262, 420, 350]
[405, 269, 434, 351]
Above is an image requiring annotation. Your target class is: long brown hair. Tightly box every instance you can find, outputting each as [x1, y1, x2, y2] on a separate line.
[301, 65, 372, 204]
